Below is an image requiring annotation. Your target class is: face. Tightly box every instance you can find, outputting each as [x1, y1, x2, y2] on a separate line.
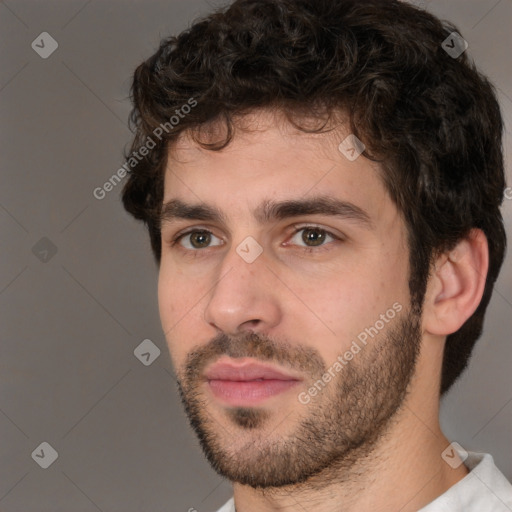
[158, 111, 422, 487]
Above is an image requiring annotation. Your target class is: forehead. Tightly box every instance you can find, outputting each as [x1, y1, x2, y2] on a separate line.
[168, 109, 351, 166]
[162, 110, 394, 226]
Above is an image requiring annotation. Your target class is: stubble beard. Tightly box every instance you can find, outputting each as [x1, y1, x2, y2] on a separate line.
[176, 307, 422, 489]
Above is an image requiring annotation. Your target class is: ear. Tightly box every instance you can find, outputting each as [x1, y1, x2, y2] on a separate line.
[423, 229, 489, 336]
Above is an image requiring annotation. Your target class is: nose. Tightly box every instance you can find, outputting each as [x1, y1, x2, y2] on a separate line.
[203, 242, 282, 336]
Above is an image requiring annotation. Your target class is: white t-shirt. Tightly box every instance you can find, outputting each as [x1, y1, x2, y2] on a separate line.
[214, 451, 512, 512]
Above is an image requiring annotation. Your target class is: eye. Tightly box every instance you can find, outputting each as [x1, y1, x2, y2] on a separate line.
[288, 226, 339, 249]
[170, 225, 341, 254]
[173, 229, 223, 250]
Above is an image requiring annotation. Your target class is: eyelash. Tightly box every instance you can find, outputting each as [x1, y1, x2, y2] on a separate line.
[170, 225, 342, 255]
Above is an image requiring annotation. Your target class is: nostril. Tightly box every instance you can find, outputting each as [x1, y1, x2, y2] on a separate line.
[241, 319, 261, 330]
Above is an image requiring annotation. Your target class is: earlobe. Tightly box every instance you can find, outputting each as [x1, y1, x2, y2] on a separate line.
[424, 229, 489, 336]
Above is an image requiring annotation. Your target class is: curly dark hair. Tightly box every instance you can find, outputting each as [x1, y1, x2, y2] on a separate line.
[121, 0, 507, 395]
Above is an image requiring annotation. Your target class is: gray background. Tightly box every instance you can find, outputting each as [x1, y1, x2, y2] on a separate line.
[0, 1, 510, 511]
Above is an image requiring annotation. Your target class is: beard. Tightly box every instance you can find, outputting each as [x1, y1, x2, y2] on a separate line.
[175, 306, 422, 489]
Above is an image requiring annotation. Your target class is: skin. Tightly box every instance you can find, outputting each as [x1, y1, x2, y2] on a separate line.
[157, 110, 488, 512]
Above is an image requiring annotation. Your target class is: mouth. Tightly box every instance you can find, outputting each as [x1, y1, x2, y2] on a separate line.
[203, 357, 302, 406]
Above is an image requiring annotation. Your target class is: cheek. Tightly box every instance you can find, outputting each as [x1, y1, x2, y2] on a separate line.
[280, 270, 369, 363]
[158, 261, 198, 319]
[157, 267, 196, 364]
[157, 270, 174, 328]
[290, 259, 407, 360]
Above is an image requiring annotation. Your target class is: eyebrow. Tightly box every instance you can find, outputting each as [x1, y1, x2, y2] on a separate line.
[159, 196, 373, 229]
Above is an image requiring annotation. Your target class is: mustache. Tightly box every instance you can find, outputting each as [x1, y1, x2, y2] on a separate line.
[181, 330, 327, 385]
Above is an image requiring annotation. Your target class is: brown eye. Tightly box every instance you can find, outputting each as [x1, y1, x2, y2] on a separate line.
[301, 227, 327, 246]
[188, 231, 211, 248]
[173, 229, 223, 250]
[287, 225, 339, 251]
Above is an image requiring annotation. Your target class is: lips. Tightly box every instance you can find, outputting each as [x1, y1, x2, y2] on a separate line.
[204, 358, 301, 406]
[204, 360, 300, 381]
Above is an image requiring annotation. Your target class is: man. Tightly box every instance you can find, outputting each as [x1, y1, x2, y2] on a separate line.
[121, 0, 512, 510]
